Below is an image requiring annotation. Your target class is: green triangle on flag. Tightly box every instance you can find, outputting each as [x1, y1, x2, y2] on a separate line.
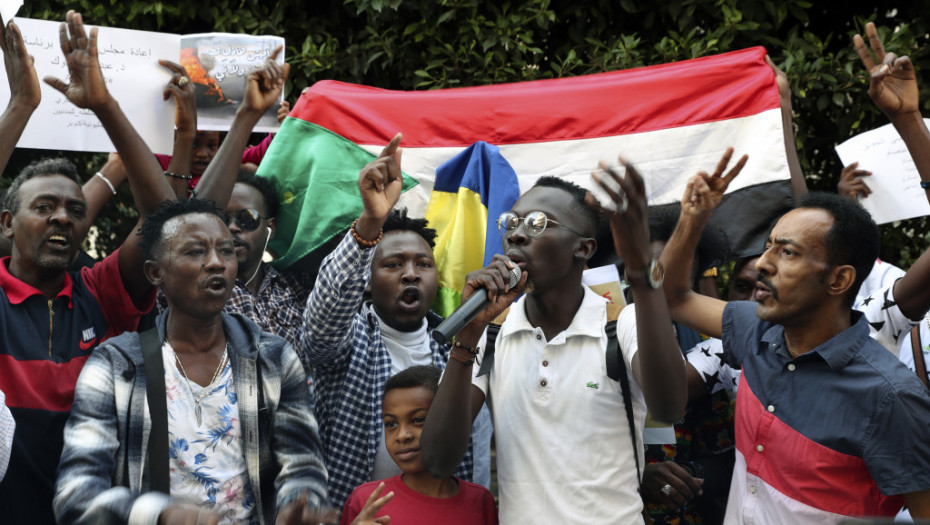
[256, 118, 418, 271]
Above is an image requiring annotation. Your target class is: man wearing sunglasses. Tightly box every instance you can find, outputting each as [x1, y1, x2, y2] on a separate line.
[217, 170, 315, 362]
[422, 165, 688, 524]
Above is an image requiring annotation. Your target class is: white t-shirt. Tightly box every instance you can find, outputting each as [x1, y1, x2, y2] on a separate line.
[473, 286, 646, 525]
[370, 313, 432, 481]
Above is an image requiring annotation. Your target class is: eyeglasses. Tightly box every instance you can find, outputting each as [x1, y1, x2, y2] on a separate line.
[223, 208, 266, 232]
[497, 211, 585, 238]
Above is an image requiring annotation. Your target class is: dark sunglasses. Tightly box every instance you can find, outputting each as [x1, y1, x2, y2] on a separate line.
[223, 208, 266, 232]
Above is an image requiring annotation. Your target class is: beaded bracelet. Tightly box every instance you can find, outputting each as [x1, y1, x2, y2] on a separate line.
[452, 339, 479, 357]
[164, 170, 193, 180]
[351, 219, 383, 248]
[94, 172, 117, 195]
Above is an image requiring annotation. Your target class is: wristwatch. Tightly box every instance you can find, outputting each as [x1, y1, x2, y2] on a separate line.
[624, 258, 665, 289]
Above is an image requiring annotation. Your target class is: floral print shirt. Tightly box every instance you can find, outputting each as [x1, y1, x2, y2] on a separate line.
[163, 342, 258, 525]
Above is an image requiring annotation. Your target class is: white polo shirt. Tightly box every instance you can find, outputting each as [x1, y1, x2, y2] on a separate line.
[473, 286, 646, 524]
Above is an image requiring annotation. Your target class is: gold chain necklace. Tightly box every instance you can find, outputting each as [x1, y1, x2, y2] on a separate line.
[172, 343, 229, 426]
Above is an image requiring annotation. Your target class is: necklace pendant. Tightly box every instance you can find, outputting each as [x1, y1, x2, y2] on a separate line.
[195, 403, 202, 426]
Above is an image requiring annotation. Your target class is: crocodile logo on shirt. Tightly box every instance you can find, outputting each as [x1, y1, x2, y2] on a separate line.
[586, 381, 599, 390]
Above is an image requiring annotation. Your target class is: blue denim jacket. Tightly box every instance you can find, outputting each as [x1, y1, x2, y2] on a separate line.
[54, 311, 328, 525]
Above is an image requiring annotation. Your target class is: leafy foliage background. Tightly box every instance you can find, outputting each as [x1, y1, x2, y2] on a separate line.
[7, 0, 930, 267]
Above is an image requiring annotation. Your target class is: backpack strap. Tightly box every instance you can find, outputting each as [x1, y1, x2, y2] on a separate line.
[140, 327, 170, 494]
[475, 323, 501, 377]
[605, 318, 642, 492]
[476, 301, 641, 490]
[476, 309, 509, 378]
[911, 324, 929, 390]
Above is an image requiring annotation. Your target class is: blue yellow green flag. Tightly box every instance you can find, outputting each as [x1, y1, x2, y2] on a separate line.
[424, 141, 520, 317]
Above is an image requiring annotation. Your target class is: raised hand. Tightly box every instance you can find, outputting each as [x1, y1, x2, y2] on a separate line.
[277, 100, 291, 123]
[764, 55, 790, 107]
[1, 18, 40, 109]
[43, 10, 110, 110]
[159, 59, 197, 133]
[358, 133, 404, 224]
[587, 157, 652, 271]
[837, 161, 872, 200]
[242, 45, 290, 116]
[853, 21, 919, 119]
[681, 148, 748, 217]
[349, 482, 394, 525]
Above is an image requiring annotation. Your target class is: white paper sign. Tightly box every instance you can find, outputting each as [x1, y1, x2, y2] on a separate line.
[0, 0, 22, 25]
[0, 18, 178, 155]
[835, 119, 930, 224]
[179, 33, 285, 133]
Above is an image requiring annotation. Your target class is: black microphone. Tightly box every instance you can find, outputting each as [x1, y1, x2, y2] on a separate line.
[432, 266, 522, 345]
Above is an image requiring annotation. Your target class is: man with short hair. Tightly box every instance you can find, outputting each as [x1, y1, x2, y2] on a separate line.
[55, 197, 330, 525]
[0, 12, 176, 523]
[221, 170, 315, 356]
[659, 154, 930, 521]
[299, 134, 482, 510]
[421, 164, 689, 524]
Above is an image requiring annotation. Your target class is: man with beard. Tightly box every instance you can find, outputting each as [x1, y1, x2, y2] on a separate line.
[421, 165, 689, 524]
[299, 134, 482, 511]
[0, 11, 176, 523]
[658, 152, 930, 521]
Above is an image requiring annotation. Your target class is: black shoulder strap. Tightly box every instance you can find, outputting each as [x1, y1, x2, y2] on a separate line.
[475, 323, 501, 377]
[140, 327, 170, 494]
[604, 319, 642, 491]
[475, 317, 641, 490]
[912, 324, 929, 390]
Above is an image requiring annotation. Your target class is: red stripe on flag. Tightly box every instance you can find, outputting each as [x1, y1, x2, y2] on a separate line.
[292, 47, 777, 148]
[0, 353, 88, 412]
[735, 379, 904, 517]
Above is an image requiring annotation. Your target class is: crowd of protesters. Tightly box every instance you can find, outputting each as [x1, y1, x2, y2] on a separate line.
[0, 9, 929, 525]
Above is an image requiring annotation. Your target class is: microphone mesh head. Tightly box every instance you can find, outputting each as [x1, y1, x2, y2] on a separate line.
[509, 266, 522, 288]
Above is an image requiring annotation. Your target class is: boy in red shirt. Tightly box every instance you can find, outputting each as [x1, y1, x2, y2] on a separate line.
[342, 366, 497, 525]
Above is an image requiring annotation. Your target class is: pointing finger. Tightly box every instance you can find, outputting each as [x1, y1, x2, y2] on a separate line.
[379, 133, 403, 159]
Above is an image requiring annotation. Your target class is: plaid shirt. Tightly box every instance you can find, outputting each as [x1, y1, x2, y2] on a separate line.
[226, 264, 314, 371]
[300, 232, 473, 510]
[0, 390, 12, 482]
[54, 312, 328, 525]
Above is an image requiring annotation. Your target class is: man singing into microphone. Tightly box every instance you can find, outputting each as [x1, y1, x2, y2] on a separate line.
[298, 134, 487, 513]
[421, 164, 689, 524]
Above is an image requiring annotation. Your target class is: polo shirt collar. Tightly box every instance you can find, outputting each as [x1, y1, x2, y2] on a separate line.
[505, 285, 607, 343]
[0, 256, 74, 307]
[759, 309, 867, 370]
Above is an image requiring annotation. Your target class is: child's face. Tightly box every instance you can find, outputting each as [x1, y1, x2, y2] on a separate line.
[382, 386, 434, 474]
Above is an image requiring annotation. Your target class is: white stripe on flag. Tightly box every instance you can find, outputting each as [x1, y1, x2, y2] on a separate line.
[359, 108, 786, 217]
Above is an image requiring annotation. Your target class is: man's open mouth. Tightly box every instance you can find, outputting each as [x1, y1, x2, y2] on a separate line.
[47, 233, 70, 249]
[400, 287, 422, 308]
[206, 276, 228, 292]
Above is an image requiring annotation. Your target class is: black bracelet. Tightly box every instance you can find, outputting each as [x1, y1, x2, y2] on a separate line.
[921, 181, 930, 189]
[164, 170, 193, 180]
